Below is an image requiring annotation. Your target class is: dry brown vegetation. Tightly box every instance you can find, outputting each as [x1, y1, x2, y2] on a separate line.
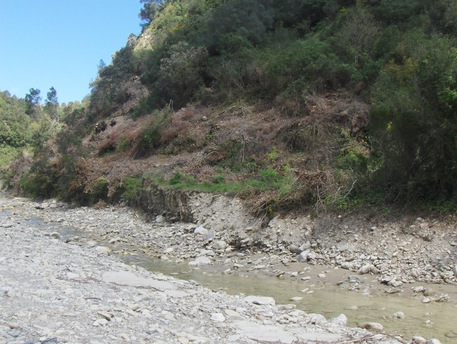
[54, 91, 368, 213]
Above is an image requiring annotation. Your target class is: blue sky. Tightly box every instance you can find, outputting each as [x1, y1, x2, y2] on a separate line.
[0, 0, 143, 104]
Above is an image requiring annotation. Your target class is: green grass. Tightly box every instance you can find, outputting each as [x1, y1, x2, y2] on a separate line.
[147, 168, 297, 195]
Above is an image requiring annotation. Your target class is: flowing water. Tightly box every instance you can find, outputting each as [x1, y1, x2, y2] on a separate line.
[6, 212, 457, 343]
[123, 254, 457, 343]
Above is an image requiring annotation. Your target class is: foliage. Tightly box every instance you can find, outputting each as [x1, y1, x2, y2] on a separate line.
[121, 176, 143, 201]
[89, 177, 109, 204]
[131, 106, 172, 157]
[0, 91, 32, 148]
[89, 39, 137, 120]
[205, 0, 273, 55]
[155, 42, 208, 107]
[9, 0, 457, 211]
[44, 87, 59, 120]
[25, 88, 42, 119]
[369, 30, 457, 201]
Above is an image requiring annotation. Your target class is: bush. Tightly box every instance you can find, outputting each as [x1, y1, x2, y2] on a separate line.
[122, 177, 143, 201]
[369, 30, 457, 201]
[260, 38, 350, 99]
[131, 106, 172, 158]
[206, 0, 273, 55]
[156, 42, 209, 107]
[89, 177, 109, 204]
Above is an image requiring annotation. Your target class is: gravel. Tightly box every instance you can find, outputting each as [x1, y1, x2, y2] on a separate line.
[0, 194, 404, 344]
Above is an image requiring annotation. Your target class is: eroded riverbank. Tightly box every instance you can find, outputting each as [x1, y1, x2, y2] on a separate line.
[0, 193, 454, 343]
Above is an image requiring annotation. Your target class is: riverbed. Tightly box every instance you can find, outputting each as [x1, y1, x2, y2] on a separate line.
[1, 194, 454, 343]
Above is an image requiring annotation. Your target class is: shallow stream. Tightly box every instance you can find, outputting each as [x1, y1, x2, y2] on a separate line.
[123, 253, 457, 343]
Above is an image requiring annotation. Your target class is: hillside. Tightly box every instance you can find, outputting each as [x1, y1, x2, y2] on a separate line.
[4, 0, 457, 215]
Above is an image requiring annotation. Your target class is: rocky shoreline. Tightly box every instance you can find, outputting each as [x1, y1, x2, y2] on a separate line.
[0, 192, 452, 343]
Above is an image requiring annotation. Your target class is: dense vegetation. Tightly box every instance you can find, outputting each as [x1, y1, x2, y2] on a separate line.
[4, 0, 457, 213]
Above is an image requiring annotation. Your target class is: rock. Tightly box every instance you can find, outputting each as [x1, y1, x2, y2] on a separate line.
[393, 311, 405, 319]
[194, 226, 208, 236]
[93, 318, 109, 327]
[411, 336, 427, 344]
[244, 295, 276, 306]
[297, 250, 316, 262]
[359, 322, 384, 332]
[50, 232, 61, 239]
[97, 311, 113, 321]
[290, 296, 303, 302]
[357, 264, 379, 275]
[204, 230, 215, 242]
[163, 247, 174, 254]
[307, 313, 327, 325]
[210, 313, 225, 322]
[95, 246, 111, 254]
[341, 262, 354, 270]
[199, 249, 215, 256]
[412, 286, 426, 293]
[347, 275, 360, 283]
[300, 241, 311, 251]
[330, 314, 348, 327]
[155, 215, 164, 223]
[289, 244, 301, 254]
[85, 240, 98, 247]
[224, 309, 241, 318]
[426, 339, 442, 344]
[102, 271, 176, 291]
[212, 240, 227, 250]
[189, 256, 212, 266]
[318, 273, 326, 278]
[109, 236, 122, 244]
[389, 279, 403, 288]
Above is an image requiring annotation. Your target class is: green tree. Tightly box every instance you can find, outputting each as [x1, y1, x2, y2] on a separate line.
[44, 87, 59, 120]
[25, 88, 41, 119]
[206, 0, 274, 55]
[370, 31, 457, 200]
[139, 0, 169, 28]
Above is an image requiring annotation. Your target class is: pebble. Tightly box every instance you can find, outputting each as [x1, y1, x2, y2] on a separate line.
[393, 311, 405, 319]
[330, 314, 348, 327]
[359, 322, 384, 332]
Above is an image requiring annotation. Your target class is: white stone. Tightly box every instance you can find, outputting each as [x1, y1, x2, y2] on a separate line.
[194, 226, 208, 235]
[211, 313, 225, 322]
[244, 295, 276, 306]
[393, 311, 405, 319]
[191, 256, 212, 266]
[330, 314, 348, 327]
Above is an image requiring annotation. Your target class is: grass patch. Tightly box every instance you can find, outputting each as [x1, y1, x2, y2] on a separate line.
[149, 167, 298, 195]
[121, 176, 143, 201]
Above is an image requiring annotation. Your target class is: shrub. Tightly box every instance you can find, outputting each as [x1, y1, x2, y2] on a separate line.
[122, 176, 143, 201]
[89, 177, 109, 204]
[260, 38, 349, 99]
[131, 106, 172, 158]
[157, 42, 209, 107]
[369, 30, 457, 201]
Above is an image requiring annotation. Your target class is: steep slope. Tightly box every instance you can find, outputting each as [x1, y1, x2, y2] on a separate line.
[10, 0, 457, 213]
